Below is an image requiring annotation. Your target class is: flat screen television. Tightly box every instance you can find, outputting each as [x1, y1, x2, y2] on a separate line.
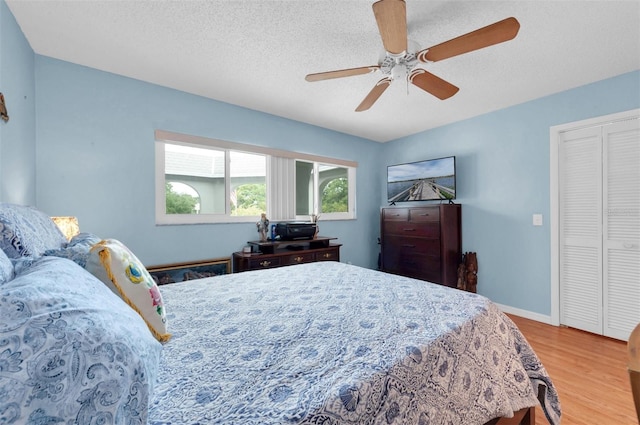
[387, 156, 456, 202]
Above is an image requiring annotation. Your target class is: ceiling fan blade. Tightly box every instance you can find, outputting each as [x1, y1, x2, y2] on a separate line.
[305, 66, 380, 82]
[409, 69, 459, 100]
[355, 78, 392, 112]
[372, 0, 407, 55]
[417, 17, 520, 63]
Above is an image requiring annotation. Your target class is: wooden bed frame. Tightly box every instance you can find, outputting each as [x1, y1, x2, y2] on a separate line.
[487, 406, 535, 425]
[487, 380, 548, 424]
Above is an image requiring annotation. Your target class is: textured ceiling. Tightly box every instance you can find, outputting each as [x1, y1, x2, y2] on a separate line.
[6, 0, 640, 142]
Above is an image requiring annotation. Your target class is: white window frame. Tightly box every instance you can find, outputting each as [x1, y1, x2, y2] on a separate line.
[155, 130, 357, 225]
[294, 160, 355, 221]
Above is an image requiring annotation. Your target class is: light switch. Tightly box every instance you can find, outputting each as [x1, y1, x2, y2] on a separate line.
[533, 214, 543, 226]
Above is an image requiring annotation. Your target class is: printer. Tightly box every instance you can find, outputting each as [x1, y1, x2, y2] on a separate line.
[275, 222, 317, 240]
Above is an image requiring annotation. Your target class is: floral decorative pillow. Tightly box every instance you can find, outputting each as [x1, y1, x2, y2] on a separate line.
[86, 239, 170, 342]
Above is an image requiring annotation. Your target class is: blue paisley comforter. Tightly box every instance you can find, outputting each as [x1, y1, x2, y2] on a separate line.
[149, 262, 560, 425]
[0, 256, 162, 424]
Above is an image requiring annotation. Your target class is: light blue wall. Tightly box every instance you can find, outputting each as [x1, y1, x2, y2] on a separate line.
[381, 70, 640, 316]
[34, 56, 382, 269]
[0, 0, 36, 204]
[2, 0, 639, 318]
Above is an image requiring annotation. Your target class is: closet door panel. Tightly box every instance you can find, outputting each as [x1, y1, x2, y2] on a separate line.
[559, 127, 603, 334]
[603, 119, 640, 340]
[605, 249, 640, 339]
[561, 246, 602, 332]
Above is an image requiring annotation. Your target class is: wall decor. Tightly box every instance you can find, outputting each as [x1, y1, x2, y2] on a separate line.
[0, 93, 8, 122]
[147, 257, 231, 285]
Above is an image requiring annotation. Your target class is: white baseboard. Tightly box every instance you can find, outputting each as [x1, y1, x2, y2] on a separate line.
[495, 303, 554, 325]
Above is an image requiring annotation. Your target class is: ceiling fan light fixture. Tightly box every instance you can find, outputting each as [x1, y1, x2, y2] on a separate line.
[391, 63, 408, 81]
[380, 51, 417, 77]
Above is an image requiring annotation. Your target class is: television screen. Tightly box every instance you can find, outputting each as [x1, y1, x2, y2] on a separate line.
[387, 156, 456, 202]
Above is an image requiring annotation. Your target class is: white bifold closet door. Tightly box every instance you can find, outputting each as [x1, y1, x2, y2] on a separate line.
[559, 118, 639, 340]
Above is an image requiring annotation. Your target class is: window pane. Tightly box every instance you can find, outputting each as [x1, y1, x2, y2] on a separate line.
[165, 144, 225, 214]
[230, 151, 266, 216]
[320, 165, 348, 213]
[166, 182, 201, 214]
[296, 161, 315, 216]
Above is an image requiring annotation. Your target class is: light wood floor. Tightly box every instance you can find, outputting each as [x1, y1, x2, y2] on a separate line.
[508, 314, 637, 425]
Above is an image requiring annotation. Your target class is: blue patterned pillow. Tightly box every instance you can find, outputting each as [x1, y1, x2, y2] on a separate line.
[0, 248, 13, 283]
[44, 232, 102, 268]
[69, 232, 102, 247]
[0, 203, 67, 258]
[0, 256, 162, 423]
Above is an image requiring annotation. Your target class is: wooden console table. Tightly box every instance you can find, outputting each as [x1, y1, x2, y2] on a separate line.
[232, 237, 341, 272]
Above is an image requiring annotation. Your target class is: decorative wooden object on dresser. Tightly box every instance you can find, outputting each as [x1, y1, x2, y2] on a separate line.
[380, 204, 461, 287]
[233, 237, 341, 273]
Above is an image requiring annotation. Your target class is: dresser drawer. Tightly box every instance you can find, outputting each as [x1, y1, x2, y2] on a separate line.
[247, 256, 282, 269]
[383, 221, 441, 238]
[383, 251, 441, 281]
[315, 248, 339, 261]
[285, 252, 315, 265]
[382, 208, 409, 221]
[398, 253, 441, 282]
[409, 207, 440, 222]
[383, 236, 441, 255]
[382, 240, 440, 265]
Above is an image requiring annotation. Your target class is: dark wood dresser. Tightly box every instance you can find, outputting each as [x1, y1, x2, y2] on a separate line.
[233, 237, 341, 272]
[380, 204, 461, 287]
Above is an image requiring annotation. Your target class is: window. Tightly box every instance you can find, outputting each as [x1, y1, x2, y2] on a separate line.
[164, 144, 226, 215]
[155, 130, 356, 224]
[296, 161, 352, 218]
[229, 151, 267, 216]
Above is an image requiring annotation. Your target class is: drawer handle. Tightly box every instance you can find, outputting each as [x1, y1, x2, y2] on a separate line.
[419, 213, 430, 216]
[294, 256, 304, 262]
[402, 244, 416, 248]
[403, 228, 416, 232]
[260, 260, 271, 267]
[323, 253, 332, 259]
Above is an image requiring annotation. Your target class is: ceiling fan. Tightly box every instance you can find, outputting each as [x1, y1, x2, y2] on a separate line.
[305, 0, 520, 112]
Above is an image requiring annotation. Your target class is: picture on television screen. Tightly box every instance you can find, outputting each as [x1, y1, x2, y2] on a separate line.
[387, 156, 456, 202]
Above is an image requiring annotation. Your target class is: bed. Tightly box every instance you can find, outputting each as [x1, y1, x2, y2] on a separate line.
[0, 203, 561, 425]
[149, 261, 560, 425]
